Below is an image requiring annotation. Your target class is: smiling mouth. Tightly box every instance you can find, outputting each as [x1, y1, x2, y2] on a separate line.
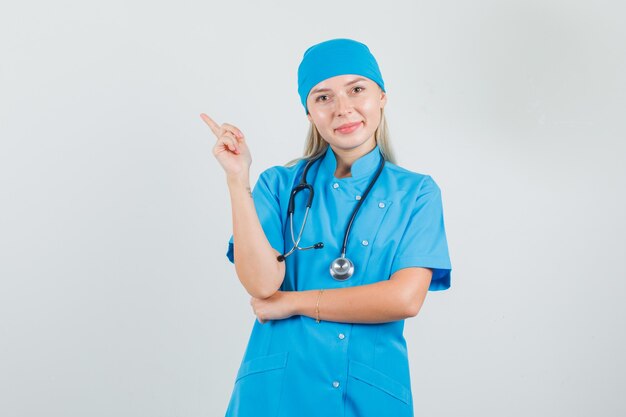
[335, 122, 362, 134]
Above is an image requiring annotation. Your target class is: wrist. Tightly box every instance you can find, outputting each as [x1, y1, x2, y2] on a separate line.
[226, 172, 250, 188]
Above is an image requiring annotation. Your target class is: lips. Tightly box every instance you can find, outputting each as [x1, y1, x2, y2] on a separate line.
[335, 122, 362, 134]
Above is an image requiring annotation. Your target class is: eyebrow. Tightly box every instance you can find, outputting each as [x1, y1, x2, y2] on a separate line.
[310, 77, 368, 95]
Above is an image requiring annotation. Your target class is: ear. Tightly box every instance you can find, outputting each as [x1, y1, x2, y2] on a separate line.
[380, 90, 387, 109]
[307, 113, 313, 123]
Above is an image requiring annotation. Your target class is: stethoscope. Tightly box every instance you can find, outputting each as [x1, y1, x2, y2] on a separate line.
[276, 148, 385, 281]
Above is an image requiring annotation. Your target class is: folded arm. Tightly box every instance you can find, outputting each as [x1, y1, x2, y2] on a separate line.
[251, 267, 432, 324]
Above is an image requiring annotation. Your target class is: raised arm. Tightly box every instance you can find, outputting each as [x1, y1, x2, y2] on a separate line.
[201, 113, 284, 299]
[227, 174, 285, 299]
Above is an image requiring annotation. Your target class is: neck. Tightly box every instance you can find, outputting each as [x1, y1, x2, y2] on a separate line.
[332, 142, 376, 178]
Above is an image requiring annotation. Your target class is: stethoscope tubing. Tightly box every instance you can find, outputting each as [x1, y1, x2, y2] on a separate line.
[277, 147, 385, 275]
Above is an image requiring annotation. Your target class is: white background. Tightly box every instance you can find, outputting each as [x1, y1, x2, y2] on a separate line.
[1, 0, 625, 416]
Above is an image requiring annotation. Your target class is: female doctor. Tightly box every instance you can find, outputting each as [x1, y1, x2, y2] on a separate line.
[201, 38, 452, 417]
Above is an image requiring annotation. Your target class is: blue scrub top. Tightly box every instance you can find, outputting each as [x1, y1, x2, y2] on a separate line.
[224, 144, 451, 417]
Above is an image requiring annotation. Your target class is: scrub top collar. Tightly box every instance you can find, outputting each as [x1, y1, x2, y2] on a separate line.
[320, 143, 383, 180]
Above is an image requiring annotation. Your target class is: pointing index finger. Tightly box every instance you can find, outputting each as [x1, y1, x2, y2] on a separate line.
[200, 113, 221, 136]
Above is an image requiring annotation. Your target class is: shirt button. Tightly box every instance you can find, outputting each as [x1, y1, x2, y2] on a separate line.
[338, 333, 345, 340]
[361, 240, 369, 246]
[332, 381, 340, 388]
[355, 195, 361, 200]
[378, 202, 386, 208]
[332, 183, 339, 189]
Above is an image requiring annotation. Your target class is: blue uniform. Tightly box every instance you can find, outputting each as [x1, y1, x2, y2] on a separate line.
[225, 145, 452, 417]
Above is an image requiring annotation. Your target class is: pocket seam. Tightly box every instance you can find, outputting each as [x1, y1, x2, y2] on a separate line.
[236, 351, 289, 382]
[348, 360, 410, 405]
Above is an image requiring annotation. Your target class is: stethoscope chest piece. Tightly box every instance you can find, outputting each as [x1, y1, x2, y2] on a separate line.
[330, 256, 354, 281]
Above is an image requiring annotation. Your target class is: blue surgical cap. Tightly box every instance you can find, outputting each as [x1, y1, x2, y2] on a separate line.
[297, 38, 386, 114]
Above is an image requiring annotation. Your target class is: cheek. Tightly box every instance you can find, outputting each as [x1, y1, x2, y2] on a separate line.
[309, 111, 331, 129]
[361, 96, 381, 111]
[362, 101, 382, 124]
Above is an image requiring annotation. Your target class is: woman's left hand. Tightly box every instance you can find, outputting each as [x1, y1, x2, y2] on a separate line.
[250, 291, 297, 324]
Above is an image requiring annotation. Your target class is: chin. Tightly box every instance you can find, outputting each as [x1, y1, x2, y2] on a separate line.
[332, 140, 372, 151]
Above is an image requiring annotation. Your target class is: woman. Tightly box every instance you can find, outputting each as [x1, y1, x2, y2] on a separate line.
[201, 38, 452, 417]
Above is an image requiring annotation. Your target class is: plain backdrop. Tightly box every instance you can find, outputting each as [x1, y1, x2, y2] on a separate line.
[1, 0, 625, 416]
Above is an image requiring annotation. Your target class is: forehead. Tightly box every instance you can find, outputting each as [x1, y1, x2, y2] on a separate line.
[309, 74, 374, 94]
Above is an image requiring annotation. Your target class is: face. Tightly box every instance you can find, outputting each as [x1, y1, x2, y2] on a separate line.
[306, 74, 387, 154]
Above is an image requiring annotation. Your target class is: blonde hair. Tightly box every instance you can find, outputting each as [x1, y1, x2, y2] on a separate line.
[284, 108, 396, 167]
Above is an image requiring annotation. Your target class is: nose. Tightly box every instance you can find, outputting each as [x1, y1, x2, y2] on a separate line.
[335, 94, 353, 116]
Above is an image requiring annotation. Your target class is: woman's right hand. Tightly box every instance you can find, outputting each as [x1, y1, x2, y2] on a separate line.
[200, 113, 252, 178]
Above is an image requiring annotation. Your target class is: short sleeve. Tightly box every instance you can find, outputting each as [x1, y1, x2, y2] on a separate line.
[390, 175, 452, 291]
[226, 169, 284, 264]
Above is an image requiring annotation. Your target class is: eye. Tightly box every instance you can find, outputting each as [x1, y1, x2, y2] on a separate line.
[315, 95, 329, 102]
[353, 86, 364, 93]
